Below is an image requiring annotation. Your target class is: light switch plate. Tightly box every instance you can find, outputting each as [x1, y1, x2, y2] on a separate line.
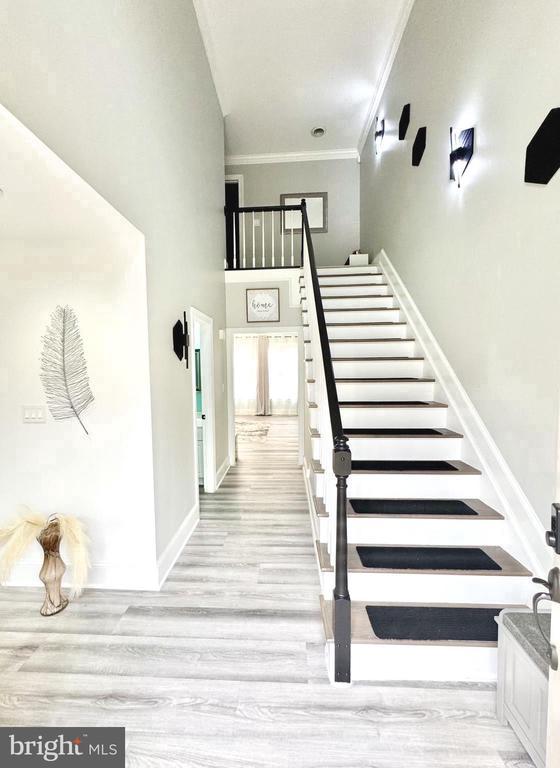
[22, 406, 47, 423]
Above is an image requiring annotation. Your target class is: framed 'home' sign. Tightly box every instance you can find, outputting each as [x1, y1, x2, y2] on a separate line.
[246, 288, 280, 323]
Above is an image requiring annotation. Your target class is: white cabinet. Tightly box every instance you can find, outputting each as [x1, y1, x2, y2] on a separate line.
[497, 611, 550, 768]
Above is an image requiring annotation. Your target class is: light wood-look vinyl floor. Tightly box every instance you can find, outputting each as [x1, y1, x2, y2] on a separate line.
[0, 416, 533, 767]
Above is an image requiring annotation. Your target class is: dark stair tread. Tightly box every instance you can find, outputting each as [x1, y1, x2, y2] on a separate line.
[320, 599, 525, 646]
[332, 356, 423, 362]
[317, 542, 531, 576]
[336, 377, 435, 383]
[356, 545, 501, 571]
[351, 459, 480, 474]
[348, 498, 500, 518]
[339, 400, 447, 408]
[319, 294, 394, 299]
[345, 428, 462, 438]
[322, 307, 399, 313]
[326, 322, 407, 327]
[328, 337, 415, 343]
[365, 605, 502, 642]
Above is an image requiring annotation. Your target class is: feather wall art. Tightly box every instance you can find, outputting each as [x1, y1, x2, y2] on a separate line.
[40, 305, 94, 435]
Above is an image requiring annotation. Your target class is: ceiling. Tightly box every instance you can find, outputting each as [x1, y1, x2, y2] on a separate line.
[194, 0, 412, 159]
[0, 105, 136, 243]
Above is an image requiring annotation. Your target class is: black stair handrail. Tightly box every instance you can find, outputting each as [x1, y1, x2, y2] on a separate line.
[300, 199, 352, 684]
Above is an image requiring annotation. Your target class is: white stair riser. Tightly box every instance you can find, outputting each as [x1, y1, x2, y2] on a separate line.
[308, 408, 319, 429]
[326, 324, 408, 340]
[312, 470, 324, 498]
[329, 340, 416, 357]
[314, 275, 385, 287]
[341, 407, 448, 429]
[344, 517, 506, 547]
[330, 642, 499, 682]
[310, 435, 321, 461]
[336, 380, 434, 401]
[310, 296, 396, 310]
[348, 435, 463, 460]
[319, 283, 390, 296]
[347, 472, 481, 498]
[321, 571, 531, 605]
[333, 358, 424, 379]
[322, 309, 401, 323]
[317, 266, 381, 276]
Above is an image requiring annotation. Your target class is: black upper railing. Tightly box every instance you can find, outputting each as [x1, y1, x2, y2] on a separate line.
[224, 204, 304, 270]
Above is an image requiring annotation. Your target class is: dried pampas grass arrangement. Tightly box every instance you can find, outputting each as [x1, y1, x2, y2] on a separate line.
[0, 507, 90, 615]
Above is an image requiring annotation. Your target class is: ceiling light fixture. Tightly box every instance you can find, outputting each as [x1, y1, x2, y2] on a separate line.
[311, 127, 326, 138]
[449, 127, 474, 187]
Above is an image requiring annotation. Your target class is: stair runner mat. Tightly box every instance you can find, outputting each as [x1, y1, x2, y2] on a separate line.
[365, 605, 502, 642]
[350, 499, 479, 516]
[339, 401, 434, 407]
[345, 428, 445, 436]
[356, 546, 502, 571]
[352, 460, 458, 472]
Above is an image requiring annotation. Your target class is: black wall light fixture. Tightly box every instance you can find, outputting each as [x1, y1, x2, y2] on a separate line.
[412, 127, 427, 166]
[525, 107, 560, 184]
[449, 127, 474, 187]
[374, 117, 385, 155]
[399, 104, 411, 140]
[172, 312, 190, 369]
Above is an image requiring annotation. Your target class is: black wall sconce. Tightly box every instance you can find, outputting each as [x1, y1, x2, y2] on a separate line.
[374, 117, 385, 155]
[412, 127, 427, 166]
[399, 104, 411, 140]
[449, 127, 474, 187]
[525, 108, 560, 184]
[172, 311, 190, 369]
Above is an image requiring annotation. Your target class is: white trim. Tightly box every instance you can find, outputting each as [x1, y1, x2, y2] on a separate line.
[157, 502, 200, 588]
[226, 149, 359, 166]
[6, 558, 160, 592]
[190, 307, 217, 495]
[357, 0, 416, 155]
[192, 0, 228, 116]
[225, 174, 244, 206]
[215, 455, 230, 490]
[376, 249, 550, 577]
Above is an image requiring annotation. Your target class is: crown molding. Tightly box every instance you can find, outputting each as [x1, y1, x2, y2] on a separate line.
[193, 0, 228, 116]
[225, 148, 359, 166]
[357, 0, 416, 155]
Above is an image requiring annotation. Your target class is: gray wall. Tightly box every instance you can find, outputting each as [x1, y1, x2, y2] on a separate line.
[360, 0, 560, 526]
[0, 0, 228, 557]
[226, 159, 360, 266]
[226, 278, 303, 329]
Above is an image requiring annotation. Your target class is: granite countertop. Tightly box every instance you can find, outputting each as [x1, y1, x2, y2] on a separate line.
[502, 610, 552, 678]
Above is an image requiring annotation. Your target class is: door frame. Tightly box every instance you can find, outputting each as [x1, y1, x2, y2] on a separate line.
[226, 326, 304, 467]
[190, 307, 217, 495]
[225, 174, 244, 206]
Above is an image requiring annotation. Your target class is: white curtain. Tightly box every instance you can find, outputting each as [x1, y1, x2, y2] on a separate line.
[234, 335, 258, 414]
[268, 336, 298, 415]
[234, 334, 298, 416]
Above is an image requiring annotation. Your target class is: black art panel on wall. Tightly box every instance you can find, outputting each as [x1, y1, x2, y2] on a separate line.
[172, 312, 190, 368]
[525, 108, 560, 184]
[412, 127, 427, 166]
[399, 104, 411, 140]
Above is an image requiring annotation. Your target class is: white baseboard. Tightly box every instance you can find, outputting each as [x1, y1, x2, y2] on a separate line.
[377, 249, 549, 577]
[215, 456, 230, 490]
[157, 502, 200, 588]
[5, 557, 160, 592]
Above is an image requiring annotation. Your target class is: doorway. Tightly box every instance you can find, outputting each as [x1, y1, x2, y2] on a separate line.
[225, 175, 243, 269]
[227, 329, 304, 466]
[191, 307, 217, 495]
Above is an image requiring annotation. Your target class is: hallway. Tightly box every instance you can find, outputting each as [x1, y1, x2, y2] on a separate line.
[0, 416, 532, 766]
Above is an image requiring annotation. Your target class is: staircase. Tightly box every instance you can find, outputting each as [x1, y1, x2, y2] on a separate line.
[301, 262, 534, 683]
